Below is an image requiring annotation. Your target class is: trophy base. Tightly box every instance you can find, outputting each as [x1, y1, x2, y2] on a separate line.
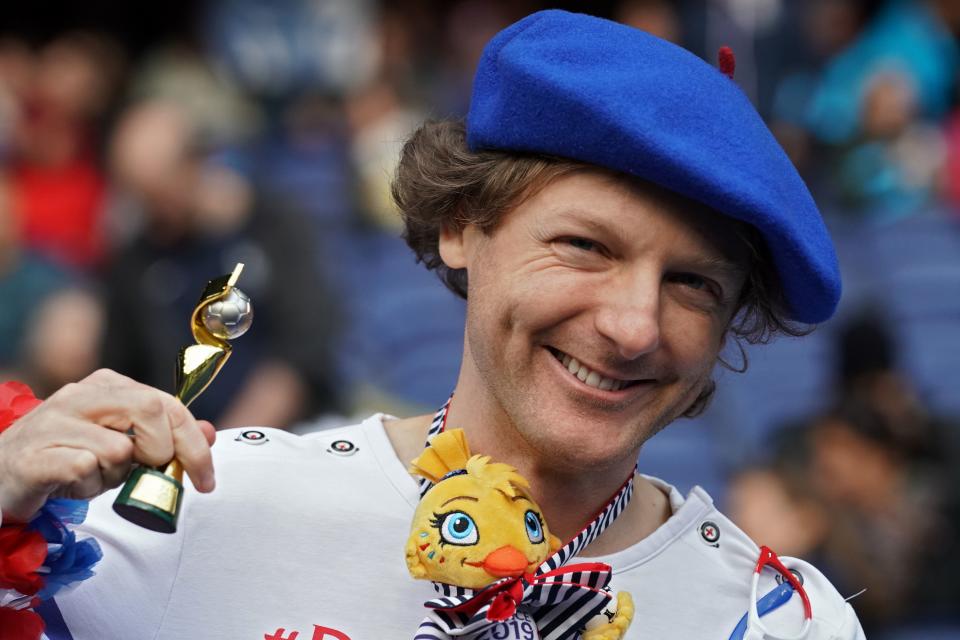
[112, 466, 184, 534]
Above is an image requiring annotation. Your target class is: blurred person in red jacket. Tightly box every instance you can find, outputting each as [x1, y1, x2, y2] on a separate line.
[5, 32, 124, 271]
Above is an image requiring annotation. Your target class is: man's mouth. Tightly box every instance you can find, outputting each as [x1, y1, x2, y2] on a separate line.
[547, 347, 645, 391]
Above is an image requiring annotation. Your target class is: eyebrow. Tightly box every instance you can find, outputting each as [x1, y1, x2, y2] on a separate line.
[440, 495, 479, 508]
[681, 254, 749, 280]
[545, 209, 625, 238]
[510, 494, 533, 503]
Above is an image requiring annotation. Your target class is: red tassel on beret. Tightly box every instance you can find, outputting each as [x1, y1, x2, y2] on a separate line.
[718, 46, 735, 79]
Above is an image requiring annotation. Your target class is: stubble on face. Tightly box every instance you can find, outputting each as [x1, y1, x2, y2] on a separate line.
[465, 326, 714, 477]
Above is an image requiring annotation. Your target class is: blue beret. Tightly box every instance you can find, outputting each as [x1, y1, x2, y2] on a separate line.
[467, 10, 841, 324]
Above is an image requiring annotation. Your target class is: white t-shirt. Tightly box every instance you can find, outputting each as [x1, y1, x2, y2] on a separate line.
[50, 416, 865, 639]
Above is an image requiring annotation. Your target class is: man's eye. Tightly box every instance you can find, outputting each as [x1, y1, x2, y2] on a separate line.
[566, 237, 600, 252]
[673, 273, 708, 290]
[670, 273, 724, 303]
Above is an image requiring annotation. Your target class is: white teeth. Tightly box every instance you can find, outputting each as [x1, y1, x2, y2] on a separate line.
[553, 349, 628, 392]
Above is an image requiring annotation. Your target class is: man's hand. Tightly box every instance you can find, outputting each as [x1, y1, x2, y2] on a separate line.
[0, 369, 216, 523]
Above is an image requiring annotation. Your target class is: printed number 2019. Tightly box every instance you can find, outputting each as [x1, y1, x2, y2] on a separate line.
[476, 618, 537, 640]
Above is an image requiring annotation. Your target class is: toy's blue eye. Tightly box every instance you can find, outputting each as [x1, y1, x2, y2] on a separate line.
[438, 511, 478, 546]
[525, 510, 544, 544]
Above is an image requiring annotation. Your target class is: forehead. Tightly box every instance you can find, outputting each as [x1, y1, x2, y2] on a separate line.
[631, 176, 755, 267]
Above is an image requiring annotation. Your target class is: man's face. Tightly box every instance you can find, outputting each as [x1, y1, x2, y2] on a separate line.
[440, 170, 750, 472]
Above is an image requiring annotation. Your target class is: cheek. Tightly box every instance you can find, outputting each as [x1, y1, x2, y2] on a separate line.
[470, 242, 592, 312]
[661, 306, 725, 371]
[417, 536, 441, 563]
[417, 534, 471, 575]
[468, 268, 584, 343]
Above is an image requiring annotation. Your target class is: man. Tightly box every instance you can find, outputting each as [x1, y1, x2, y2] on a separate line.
[0, 10, 864, 639]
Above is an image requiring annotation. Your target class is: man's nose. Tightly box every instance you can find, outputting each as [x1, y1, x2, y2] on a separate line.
[594, 274, 661, 360]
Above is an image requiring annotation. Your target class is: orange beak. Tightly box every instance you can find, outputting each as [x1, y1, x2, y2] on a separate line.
[482, 545, 529, 578]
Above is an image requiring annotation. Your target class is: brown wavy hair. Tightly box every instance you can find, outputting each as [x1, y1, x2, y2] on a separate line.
[392, 119, 811, 416]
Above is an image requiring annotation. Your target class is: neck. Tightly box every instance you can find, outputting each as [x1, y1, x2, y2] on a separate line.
[444, 376, 638, 542]
[387, 347, 672, 552]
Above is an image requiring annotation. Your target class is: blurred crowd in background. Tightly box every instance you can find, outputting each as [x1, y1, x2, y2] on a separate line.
[1, 0, 959, 636]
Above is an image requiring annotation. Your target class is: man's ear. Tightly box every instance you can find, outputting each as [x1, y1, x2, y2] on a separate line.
[438, 223, 468, 269]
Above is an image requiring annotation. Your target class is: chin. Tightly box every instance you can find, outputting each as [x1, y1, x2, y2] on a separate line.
[516, 415, 647, 474]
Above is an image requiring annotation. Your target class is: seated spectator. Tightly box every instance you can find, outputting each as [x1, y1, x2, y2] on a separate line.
[835, 70, 946, 219]
[806, 402, 944, 630]
[828, 313, 960, 628]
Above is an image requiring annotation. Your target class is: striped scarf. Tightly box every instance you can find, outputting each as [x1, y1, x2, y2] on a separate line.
[414, 397, 635, 639]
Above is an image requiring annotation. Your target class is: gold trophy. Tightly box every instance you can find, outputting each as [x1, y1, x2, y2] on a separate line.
[113, 263, 253, 533]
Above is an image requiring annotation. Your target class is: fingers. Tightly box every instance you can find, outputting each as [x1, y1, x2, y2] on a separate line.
[123, 392, 176, 468]
[35, 447, 104, 501]
[171, 413, 216, 493]
[79, 368, 147, 389]
[48, 371, 216, 493]
[63, 450, 107, 500]
[58, 395, 215, 494]
[99, 458, 135, 492]
[52, 386, 176, 466]
[46, 448, 130, 501]
[197, 420, 217, 446]
[2, 369, 216, 519]
[48, 418, 136, 469]
[21, 420, 134, 494]
[90, 389, 215, 493]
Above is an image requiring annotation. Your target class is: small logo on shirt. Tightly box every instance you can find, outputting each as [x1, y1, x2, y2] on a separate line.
[699, 520, 720, 547]
[327, 439, 358, 456]
[236, 430, 269, 445]
[776, 568, 804, 586]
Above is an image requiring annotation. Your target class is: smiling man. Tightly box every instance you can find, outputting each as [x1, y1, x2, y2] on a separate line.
[392, 167, 757, 544]
[0, 10, 864, 640]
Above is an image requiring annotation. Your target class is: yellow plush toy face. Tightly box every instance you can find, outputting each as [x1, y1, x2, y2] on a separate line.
[406, 429, 559, 589]
[407, 472, 553, 589]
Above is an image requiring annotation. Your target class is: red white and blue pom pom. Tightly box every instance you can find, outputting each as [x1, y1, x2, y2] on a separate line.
[1, 382, 103, 640]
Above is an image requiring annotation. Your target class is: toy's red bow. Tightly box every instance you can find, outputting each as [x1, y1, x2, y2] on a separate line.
[483, 576, 526, 621]
[443, 562, 611, 621]
[422, 562, 613, 639]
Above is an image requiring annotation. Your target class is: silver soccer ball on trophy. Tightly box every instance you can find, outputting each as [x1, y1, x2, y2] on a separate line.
[201, 287, 254, 340]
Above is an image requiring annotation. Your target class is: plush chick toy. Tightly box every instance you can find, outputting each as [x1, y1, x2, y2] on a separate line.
[406, 429, 634, 639]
